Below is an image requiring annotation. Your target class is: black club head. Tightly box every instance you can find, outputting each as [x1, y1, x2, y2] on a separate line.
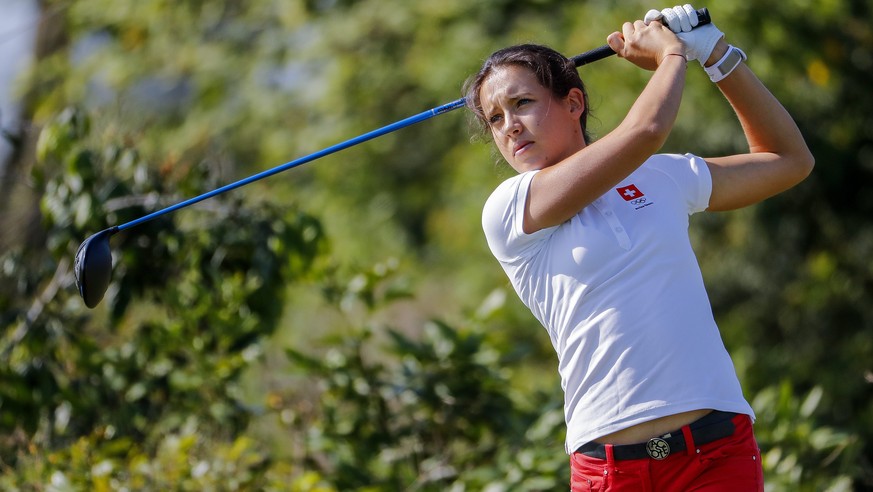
[74, 227, 117, 308]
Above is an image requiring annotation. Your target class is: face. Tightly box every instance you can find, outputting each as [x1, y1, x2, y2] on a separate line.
[478, 64, 586, 173]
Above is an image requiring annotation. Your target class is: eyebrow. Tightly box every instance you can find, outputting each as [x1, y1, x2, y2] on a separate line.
[499, 87, 534, 100]
[483, 88, 535, 112]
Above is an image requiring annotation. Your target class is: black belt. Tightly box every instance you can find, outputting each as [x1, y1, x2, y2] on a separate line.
[576, 411, 738, 461]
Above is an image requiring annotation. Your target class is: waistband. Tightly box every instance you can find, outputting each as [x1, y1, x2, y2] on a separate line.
[575, 410, 739, 461]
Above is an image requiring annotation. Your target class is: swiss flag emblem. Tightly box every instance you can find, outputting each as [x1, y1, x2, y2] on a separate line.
[616, 184, 644, 201]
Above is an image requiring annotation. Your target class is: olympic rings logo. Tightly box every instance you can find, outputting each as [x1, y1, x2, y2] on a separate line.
[630, 198, 647, 205]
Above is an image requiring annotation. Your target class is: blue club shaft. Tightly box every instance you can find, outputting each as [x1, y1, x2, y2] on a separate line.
[118, 98, 467, 232]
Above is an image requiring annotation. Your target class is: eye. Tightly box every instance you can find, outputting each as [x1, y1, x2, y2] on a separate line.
[517, 98, 533, 107]
[487, 113, 503, 125]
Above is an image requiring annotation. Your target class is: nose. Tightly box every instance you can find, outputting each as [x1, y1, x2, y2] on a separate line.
[500, 113, 522, 137]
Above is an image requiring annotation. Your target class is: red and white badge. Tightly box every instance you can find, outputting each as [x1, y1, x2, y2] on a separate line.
[616, 184, 644, 201]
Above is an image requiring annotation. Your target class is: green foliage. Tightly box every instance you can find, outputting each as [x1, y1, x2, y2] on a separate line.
[1, 105, 326, 482]
[752, 382, 861, 491]
[282, 264, 567, 491]
[3, 422, 335, 491]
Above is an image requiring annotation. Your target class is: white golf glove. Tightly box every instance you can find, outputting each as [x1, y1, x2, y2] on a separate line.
[644, 4, 724, 65]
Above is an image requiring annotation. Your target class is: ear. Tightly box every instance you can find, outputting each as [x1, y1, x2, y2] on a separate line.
[565, 88, 586, 118]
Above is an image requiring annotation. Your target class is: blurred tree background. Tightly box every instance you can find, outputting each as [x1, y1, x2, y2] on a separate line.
[0, 0, 870, 490]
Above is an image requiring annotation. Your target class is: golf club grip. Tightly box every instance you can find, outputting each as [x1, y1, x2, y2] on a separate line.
[571, 7, 711, 67]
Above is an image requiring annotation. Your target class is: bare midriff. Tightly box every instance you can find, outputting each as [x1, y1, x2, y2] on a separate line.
[594, 409, 713, 445]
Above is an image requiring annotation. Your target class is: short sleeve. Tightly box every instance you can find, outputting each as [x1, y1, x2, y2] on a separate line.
[647, 153, 713, 214]
[482, 171, 557, 263]
[685, 153, 713, 213]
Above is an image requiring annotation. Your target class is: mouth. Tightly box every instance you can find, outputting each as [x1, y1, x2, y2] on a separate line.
[513, 141, 533, 156]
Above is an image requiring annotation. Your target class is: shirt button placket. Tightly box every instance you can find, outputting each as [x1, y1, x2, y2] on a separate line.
[594, 200, 631, 250]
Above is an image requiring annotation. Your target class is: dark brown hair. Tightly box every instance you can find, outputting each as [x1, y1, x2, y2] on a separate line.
[464, 43, 592, 144]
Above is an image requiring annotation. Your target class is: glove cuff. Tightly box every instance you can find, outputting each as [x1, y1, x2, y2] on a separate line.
[704, 45, 747, 82]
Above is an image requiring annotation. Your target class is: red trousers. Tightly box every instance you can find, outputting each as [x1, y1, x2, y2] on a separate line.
[570, 414, 763, 491]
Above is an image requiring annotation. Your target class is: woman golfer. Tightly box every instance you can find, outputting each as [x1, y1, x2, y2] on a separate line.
[465, 5, 813, 490]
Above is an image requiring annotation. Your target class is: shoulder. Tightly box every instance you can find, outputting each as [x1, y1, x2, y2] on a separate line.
[636, 153, 712, 213]
[482, 170, 556, 263]
[643, 153, 708, 175]
[483, 171, 537, 221]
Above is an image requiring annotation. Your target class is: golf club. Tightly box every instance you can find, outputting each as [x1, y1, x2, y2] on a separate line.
[75, 8, 711, 308]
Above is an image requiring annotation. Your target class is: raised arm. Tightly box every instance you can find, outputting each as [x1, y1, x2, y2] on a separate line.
[702, 40, 815, 211]
[522, 20, 687, 233]
[646, 5, 815, 211]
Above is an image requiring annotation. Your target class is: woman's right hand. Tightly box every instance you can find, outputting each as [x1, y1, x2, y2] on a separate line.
[607, 19, 686, 71]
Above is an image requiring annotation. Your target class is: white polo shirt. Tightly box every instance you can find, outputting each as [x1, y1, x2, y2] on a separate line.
[482, 153, 754, 453]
